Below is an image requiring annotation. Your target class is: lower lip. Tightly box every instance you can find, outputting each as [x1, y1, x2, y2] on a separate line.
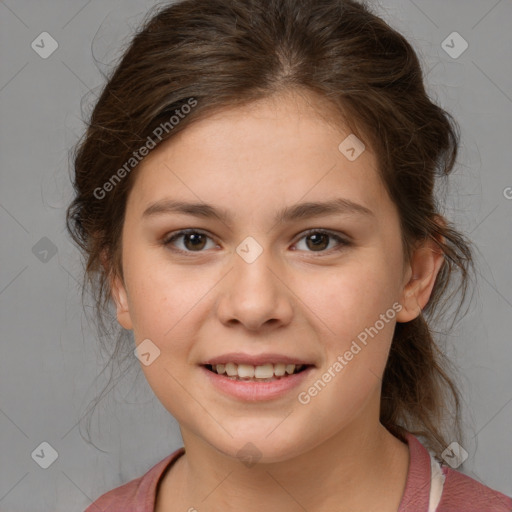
[200, 365, 315, 401]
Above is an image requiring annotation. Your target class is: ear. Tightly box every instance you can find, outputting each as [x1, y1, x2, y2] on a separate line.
[101, 249, 134, 330]
[396, 219, 446, 323]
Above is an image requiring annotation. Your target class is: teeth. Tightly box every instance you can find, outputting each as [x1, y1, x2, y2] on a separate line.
[274, 363, 286, 376]
[210, 362, 305, 379]
[255, 364, 274, 378]
[237, 364, 255, 378]
[225, 363, 237, 376]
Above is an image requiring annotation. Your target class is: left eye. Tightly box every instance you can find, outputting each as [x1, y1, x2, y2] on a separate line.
[293, 229, 349, 253]
[163, 229, 349, 254]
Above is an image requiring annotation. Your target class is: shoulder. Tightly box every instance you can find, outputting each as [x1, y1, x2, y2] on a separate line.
[84, 447, 185, 512]
[437, 466, 512, 512]
[401, 433, 512, 512]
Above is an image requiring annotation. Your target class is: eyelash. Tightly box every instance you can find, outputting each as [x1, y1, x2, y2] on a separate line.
[162, 228, 351, 256]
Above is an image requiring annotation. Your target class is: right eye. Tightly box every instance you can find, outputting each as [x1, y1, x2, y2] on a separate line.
[162, 229, 218, 254]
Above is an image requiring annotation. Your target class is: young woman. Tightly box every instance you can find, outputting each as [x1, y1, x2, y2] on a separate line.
[66, 0, 512, 510]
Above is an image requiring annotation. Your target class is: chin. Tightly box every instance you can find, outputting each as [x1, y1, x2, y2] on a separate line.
[205, 430, 308, 465]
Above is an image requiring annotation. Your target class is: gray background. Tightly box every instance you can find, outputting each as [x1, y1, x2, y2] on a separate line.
[0, 0, 511, 510]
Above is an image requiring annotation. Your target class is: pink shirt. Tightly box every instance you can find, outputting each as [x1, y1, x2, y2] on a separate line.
[85, 433, 512, 511]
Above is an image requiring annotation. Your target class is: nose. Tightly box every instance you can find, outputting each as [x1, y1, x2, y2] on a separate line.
[215, 245, 294, 332]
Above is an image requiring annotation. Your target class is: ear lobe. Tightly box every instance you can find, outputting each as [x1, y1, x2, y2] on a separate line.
[101, 249, 133, 331]
[110, 274, 134, 330]
[396, 241, 445, 323]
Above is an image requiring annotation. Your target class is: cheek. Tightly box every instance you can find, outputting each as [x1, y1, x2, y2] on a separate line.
[123, 249, 205, 337]
[299, 257, 397, 343]
[295, 257, 400, 403]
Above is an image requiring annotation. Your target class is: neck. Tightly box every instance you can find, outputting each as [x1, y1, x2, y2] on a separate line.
[163, 420, 410, 512]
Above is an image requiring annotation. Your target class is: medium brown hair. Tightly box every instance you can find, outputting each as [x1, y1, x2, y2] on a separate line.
[66, 0, 475, 457]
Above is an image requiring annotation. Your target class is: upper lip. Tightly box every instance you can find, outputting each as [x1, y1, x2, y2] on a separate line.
[202, 352, 315, 367]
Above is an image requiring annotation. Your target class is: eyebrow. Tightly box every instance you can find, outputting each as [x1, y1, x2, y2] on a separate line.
[142, 197, 375, 224]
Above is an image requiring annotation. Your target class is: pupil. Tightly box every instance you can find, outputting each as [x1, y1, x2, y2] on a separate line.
[308, 233, 328, 251]
[185, 233, 206, 250]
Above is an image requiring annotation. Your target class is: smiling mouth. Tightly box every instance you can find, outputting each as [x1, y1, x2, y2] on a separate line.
[203, 363, 312, 381]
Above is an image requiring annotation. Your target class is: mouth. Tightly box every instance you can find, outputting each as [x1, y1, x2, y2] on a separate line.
[202, 362, 313, 382]
[200, 360, 316, 401]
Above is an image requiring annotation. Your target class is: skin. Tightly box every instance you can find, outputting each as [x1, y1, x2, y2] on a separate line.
[109, 89, 445, 512]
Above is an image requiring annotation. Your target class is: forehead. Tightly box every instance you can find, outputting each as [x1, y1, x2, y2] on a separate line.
[127, 90, 390, 221]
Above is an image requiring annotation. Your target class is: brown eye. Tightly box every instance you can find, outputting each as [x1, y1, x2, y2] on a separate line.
[294, 230, 350, 254]
[163, 230, 215, 253]
[163, 228, 350, 256]
[182, 233, 207, 251]
[305, 232, 330, 251]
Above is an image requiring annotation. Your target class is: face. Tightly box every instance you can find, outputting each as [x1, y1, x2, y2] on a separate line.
[110, 90, 432, 463]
